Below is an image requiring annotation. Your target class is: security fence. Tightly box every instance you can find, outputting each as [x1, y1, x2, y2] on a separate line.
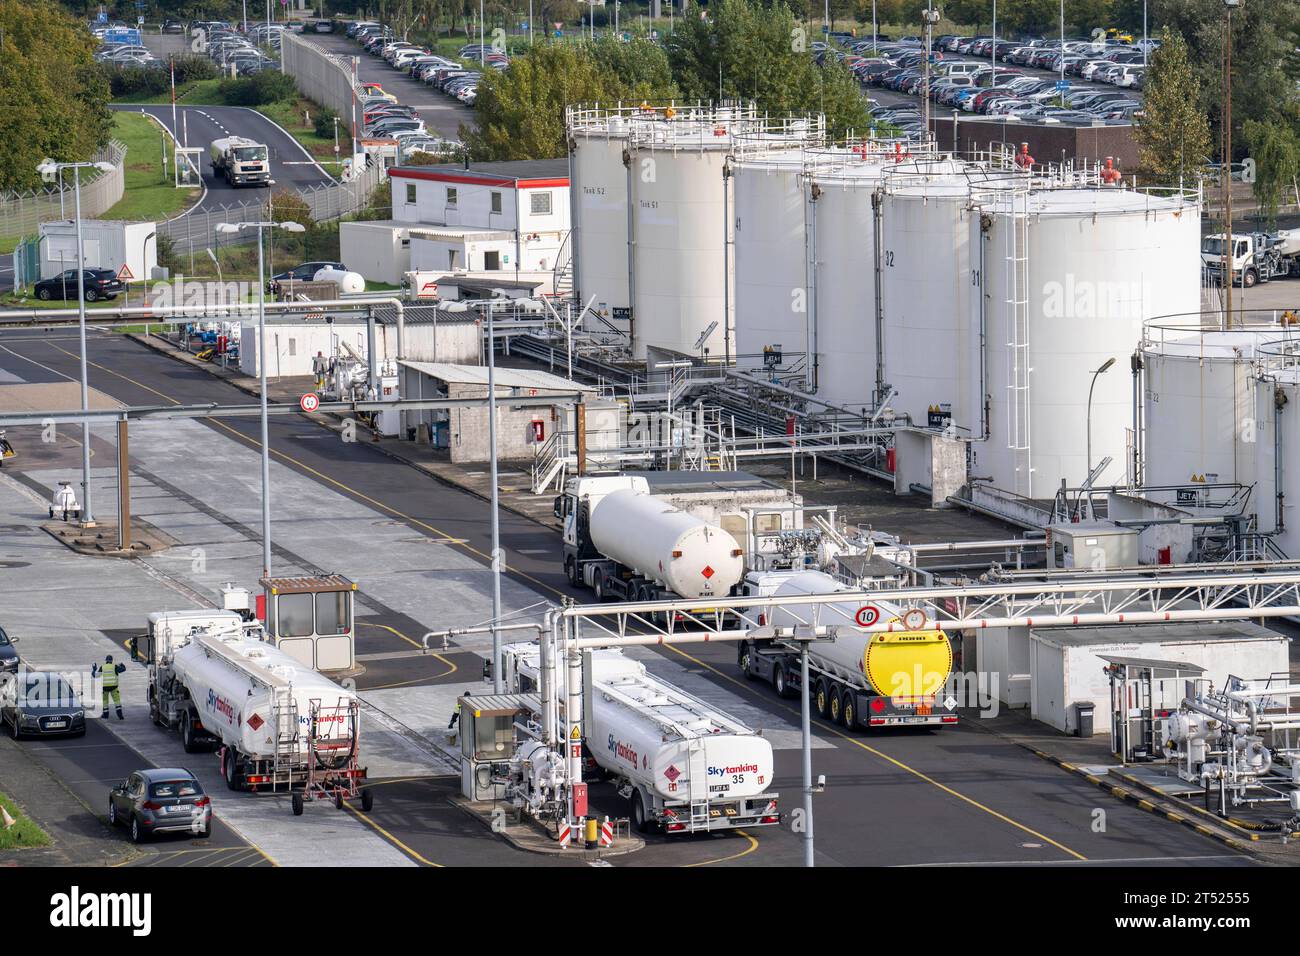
[281, 31, 361, 139]
[0, 142, 127, 246]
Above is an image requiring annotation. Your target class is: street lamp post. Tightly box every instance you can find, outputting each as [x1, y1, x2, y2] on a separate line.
[38, 158, 116, 527]
[485, 301, 503, 693]
[1086, 357, 1116, 479]
[215, 219, 306, 578]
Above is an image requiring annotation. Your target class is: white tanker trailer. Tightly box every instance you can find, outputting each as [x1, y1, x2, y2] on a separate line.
[738, 569, 959, 729]
[503, 643, 780, 834]
[140, 609, 372, 814]
[557, 475, 744, 607]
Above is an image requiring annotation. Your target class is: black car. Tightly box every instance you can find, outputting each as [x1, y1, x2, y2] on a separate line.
[0, 626, 18, 674]
[33, 269, 124, 302]
[268, 261, 347, 293]
[1, 671, 86, 739]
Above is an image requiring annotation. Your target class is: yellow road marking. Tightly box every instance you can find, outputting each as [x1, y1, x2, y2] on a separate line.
[357, 621, 457, 677]
[683, 829, 759, 867]
[343, 801, 443, 866]
[664, 644, 1089, 862]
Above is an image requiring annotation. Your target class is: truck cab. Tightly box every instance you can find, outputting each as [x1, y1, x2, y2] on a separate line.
[1202, 231, 1300, 287]
[554, 473, 648, 590]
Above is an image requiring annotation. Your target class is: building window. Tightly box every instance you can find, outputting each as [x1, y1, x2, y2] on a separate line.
[405, 183, 416, 204]
[446, 186, 458, 207]
[530, 191, 551, 215]
[491, 191, 502, 214]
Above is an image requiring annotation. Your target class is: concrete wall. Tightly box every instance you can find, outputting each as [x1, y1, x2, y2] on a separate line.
[930, 115, 1140, 171]
[239, 320, 479, 376]
[1106, 493, 1195, 564]
[893, 430, 966, 506]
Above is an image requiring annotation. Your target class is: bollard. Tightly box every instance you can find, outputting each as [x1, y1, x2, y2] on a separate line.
[584, 815, 599, 848]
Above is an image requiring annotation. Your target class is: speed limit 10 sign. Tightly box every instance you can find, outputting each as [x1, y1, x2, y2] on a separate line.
[855, 605, 879, 627]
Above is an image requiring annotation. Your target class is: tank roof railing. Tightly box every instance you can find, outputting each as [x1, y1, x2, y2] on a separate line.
[1142, 311, 1300, 353]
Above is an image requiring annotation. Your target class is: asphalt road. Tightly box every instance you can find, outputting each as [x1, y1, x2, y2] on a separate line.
[297, 31, 475, 142]
[13, 717, 271, 867]
[0, 328, 1261, 868]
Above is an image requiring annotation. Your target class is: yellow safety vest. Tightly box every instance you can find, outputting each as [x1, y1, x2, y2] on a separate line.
[101, 665, 119, 689]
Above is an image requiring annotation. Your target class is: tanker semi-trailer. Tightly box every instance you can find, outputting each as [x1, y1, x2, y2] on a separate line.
[738, 569, 958, 729]
[503, 643, 780, 834]
[209, 136, 270, 187]
[556, 475, 745, 609]
[143, 612, 369, 806]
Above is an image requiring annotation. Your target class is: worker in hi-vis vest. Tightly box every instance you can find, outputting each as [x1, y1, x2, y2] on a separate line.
[449, 691, 472, 729]
[93, 654, 126, 719]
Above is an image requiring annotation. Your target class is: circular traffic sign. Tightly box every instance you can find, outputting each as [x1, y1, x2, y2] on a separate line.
[855, 605, 879, 628]
[902, 608, 928, 631]
[299, 393, 320, 413]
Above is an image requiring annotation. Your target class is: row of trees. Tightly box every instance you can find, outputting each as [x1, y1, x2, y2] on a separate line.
[463, 0, 870, 159]
[0, 0, 112, 192]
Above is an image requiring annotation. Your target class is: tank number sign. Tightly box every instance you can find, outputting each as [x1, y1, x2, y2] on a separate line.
[855, 605, 880, 627]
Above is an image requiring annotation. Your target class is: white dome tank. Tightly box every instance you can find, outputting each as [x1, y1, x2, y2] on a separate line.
[314, 268, 365, 294]
[1142, 317, 1288, 488]
[880, 159, 982, 432]
[568, 107, 632, 322]
[972, 184, 1202, 497]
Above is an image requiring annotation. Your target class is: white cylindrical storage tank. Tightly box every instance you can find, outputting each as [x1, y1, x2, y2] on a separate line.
[629, 114, 738, 360]
[1142, 318, 1285, 488]
[808, 147, 894, 410]
[568, 107, 632, 323]
[313, 268, 365, 294]
[975, 185, 1202, 497]
[732, 148, 808, 379]
[1254, 360, 1300, 554]
[880, 159, 981, 432]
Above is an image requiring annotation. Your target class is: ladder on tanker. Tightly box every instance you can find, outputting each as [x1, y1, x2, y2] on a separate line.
[1004, 184, 1033, 497]
[270, 688, 300, 791]
[685, 738, 712, 831]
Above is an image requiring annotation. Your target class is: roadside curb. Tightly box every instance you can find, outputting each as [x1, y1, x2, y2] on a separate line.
[126, 332, 565, 535]
[963, 716, 1256, 853]
[1107, 767, 1300, 842]
[449, 796, 643, 858]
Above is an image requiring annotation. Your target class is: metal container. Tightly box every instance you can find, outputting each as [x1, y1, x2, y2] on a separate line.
[568, 108, 632, 321]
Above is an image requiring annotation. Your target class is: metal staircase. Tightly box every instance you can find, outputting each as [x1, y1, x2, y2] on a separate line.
[685, 739, 711, 830]
[271, 689, 300, 790]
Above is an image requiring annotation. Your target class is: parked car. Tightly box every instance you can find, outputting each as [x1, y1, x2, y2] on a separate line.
[1, 671, 86, 739]
[0, 626, 19, 674]
[109, 768, 212, 843]
[33, 269, 123, 302]
[268, 261, 348, 293]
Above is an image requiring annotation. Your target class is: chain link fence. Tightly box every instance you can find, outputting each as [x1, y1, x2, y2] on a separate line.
[0, 142, 127, 248]
[281, 31, 361, 139]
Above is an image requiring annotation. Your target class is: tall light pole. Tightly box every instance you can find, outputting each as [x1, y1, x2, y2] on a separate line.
[1223, 0, 1238, 328]
[484, 301, 503, 693]
[1142, 0, 1148, 67]
[871, 0, 877, 55]
[921, 3, 939, 146]
[1086, 357, 1116, 479]
[215, 219, 306, 578]
[38, 158, 116, 527]
[1059, 0, 1065, 86]
[991, 0, 996, 72]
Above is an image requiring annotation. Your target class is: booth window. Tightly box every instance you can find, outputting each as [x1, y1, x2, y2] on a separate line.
[279, 593, 314, 637]
[316, 591, 349, 635]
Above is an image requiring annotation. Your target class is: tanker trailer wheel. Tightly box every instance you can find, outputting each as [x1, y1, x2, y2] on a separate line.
[221, 747, 245, 791]
[180, 712, 200, 753]
[828, 690, 842, 723]
[291, 793, 304, 816]
[334, 792, 344, 810]
[841, 692, 856, 730]
[592, 570, 607, 601]
[773, 665, 792, 699]
[739, 645, 755, 679]
[1243, 268, 1258, 289]
[631, 790, 649, 834]
[361, 788, 374, 812]
[814, 680, 831, 719]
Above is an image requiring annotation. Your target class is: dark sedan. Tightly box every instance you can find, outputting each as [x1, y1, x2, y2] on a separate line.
[109, 768, 212, 843]
[1, 671, 86, 739]
[33, 268, 123, 302]
[268, 260, 347, 294]
[0, 626, 18, 674]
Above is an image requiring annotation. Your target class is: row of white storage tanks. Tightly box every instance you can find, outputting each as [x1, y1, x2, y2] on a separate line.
[567, 105, 1203, 499]
[1141, 317, 1300, 556]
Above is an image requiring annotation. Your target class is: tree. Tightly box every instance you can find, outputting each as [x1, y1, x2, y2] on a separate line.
[1244, 115, 1300, 224]
[1133, 28, 1211, 186]
[461, 38, 679, 160]
[0, 0, 112, 192]
[667, 0, 869, 139]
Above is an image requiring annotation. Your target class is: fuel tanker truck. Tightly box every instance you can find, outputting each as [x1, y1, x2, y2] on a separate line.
[139, 608, 371, 814]
[738, 569, 959, 729]
[208, 136, 270, 187]
[555, 474, 744, 608]
[502, 643, 780, 835]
